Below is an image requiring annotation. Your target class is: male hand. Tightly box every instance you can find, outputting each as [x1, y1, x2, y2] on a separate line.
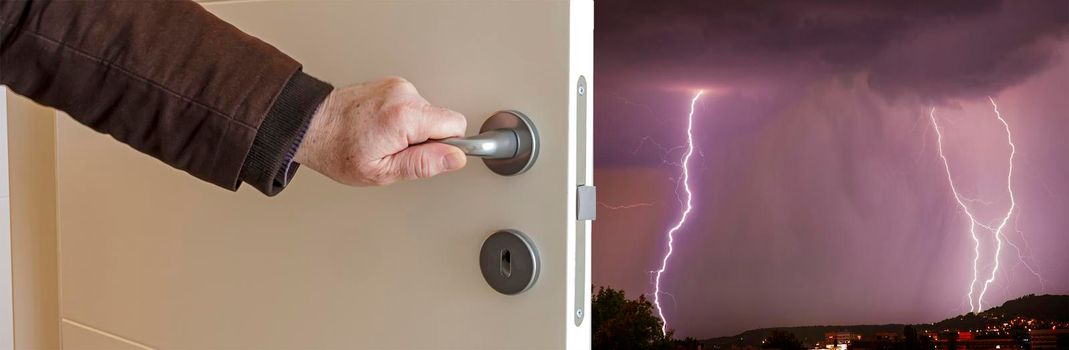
[294, 77, 468, 186]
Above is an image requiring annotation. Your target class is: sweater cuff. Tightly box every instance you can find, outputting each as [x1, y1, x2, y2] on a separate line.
[239, 70, 332, 196]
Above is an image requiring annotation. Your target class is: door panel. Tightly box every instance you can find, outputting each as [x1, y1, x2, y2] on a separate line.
[57, 1, 592, 349]
[61, 321, 149, 350]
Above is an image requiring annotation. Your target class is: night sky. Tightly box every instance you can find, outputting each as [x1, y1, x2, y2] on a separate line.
[591, 0, 1069, 339]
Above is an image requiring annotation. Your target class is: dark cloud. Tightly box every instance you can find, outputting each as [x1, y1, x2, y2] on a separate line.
[596, 0, 1069, 99]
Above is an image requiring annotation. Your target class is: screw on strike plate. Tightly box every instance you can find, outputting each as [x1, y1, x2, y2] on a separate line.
[575, 308, 584, 318]
[577, 85, 585, 96]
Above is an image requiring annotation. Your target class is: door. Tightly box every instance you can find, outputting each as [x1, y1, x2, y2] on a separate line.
[55, 1, 592, 348]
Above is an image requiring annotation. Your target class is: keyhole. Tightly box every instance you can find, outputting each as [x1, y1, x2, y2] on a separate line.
[500, 249, 512, 278]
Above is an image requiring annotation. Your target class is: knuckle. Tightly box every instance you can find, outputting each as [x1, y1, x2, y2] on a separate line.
[383, 77, 414, 93]
[430, 106, 465, 124]
[383, 76, 408, 85]
[451, 110, 468, 128]
[425, 106, 465, 129]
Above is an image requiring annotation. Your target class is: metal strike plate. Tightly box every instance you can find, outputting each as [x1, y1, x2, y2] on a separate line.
[573, 76, 590, 326]
[577, 185, 596, 221]
[479, 229, 540, 295]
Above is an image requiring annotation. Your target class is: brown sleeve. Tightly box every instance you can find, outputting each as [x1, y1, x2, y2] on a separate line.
[0, 0, 331, 195]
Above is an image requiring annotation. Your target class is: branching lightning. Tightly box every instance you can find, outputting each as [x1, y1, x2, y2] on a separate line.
[928, 97, 1018, 313]
[1003, 210, 1050, 290]
[598, 202, 656, 210]
[653, 90, 704, 335]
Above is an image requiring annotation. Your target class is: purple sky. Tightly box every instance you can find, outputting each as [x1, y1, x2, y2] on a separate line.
[591, 0, 1069, 339]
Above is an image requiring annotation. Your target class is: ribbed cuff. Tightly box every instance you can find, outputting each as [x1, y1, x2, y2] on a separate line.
[239, 70, 332, 196]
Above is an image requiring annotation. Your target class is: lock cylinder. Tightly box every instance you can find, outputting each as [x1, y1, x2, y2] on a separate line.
[479, 229, 539, 295]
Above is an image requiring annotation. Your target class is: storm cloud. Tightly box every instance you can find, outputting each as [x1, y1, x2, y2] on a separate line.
[596, 0, 1069, 99]
[592, 0, 1069, 339]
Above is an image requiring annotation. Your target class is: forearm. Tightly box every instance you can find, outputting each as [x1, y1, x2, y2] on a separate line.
[0, 0, 330, 195]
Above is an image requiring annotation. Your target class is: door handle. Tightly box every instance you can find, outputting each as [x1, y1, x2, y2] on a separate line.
[439, 110, 539, 176]
[440, 130, 518, 159]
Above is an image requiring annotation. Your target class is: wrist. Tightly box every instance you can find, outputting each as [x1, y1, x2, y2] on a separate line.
[239, 71, 332, 196]
[294, 89, 335, 166]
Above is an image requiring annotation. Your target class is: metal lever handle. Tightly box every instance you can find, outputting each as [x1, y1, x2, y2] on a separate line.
[437, 110, 539, 176]
[440, 130, 519, 159]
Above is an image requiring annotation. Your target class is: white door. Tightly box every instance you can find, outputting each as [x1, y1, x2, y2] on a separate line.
[55, 1, 592, 348]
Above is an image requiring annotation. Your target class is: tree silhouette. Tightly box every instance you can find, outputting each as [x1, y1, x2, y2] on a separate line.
[676, 337, 703, 350]
[762, 330, 805, 350]
[592, 286, 674, 350]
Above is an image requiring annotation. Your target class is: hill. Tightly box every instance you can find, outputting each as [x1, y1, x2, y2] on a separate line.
[933, 294, 1069, 331]
[984, 294, 1069, 321]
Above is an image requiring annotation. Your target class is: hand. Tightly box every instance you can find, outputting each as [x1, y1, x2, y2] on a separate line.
[294, 77, 468, 186]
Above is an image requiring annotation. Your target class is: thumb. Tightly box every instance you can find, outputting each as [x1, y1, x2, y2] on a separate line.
[387, 142, 467, 181]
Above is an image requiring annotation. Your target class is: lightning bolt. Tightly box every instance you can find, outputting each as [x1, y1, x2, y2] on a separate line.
[598, 202, 656, 210]
[928, 97, 1017, 313]
[653, 90, 703, 335]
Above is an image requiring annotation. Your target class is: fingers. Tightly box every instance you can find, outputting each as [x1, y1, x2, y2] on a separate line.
[303, 77, 473, 187]
[380, 77, 467, 143]
[384, 142, 467, 182]
[402, 104, 468, 144]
